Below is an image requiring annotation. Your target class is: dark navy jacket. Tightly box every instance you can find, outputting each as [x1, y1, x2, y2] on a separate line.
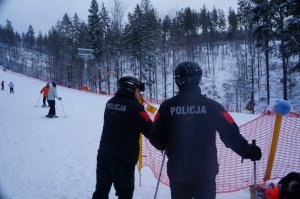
[98, 89, 152, 162]
[149, 85, 249, 183]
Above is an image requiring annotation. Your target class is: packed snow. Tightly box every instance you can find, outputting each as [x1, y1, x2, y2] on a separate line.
[0, 68, 261, 199]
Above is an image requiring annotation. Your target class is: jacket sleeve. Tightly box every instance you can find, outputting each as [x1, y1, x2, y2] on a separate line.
[132, 103, 153, 138]
[54, 89, 59, 99]
[149, 102, 167, 150]
[213, 102, 249, 157]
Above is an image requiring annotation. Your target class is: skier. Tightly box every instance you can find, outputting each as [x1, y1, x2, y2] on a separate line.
[246, 100, 255, 112]
[40, 83, 50, 107]
[46, 82, 61, 118]
[8, 81, 14, 93]
[1, 80, 4, 90]
[92, 76, 153, 199]
[149, 61, 262, 199]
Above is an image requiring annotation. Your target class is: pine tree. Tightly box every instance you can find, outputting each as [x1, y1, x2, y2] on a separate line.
[26, 25, 35, 49]
[177, 7, 199, 60]
[0, 25, 3, 43]
[71, 13, 82, 45]
[36, 31, 44, 52]
[47, 27, 61, 81]
[251, 0, 273, 104]
[270, 0, 289, 100]
[144, 7, 160, 100]
[70, 13, 84, 88]
[210, 7, 219, 76]
[109, 0, 125, 84]
[227, 7, 238, 40]
[238, 0, 257, 113]
[99, 3, 111, 94]
[127, 4, 146, 77]
[211, 7, 219, 45]
[3, 20, 15, 46]
[43, 34, 48, 53]
[88, 0, 104, 91]
[161, 15, 172, 99]
[284, 0, 300, 58]
[199, 5, 212, 73]
[2, 20, 16, 69]
[126, 0, 160, 100]
[88, 0, 103, 59]
[15, 32, 22, 47]
[54, 13, 73, 84]
[217, 9, 227, 70]
[169, 15, 185, 95]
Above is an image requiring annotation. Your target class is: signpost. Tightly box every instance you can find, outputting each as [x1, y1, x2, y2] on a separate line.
[77, 48, 94, 91]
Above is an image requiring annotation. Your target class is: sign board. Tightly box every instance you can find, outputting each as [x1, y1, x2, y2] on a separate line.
[77, 48, 94, 59]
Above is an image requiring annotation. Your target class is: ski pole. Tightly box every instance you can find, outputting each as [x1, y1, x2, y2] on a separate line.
[252, 140, 258, 199]
[35, 93, 42, 107]
[60, 99, 67, 117]
[154, 151, 166, 199]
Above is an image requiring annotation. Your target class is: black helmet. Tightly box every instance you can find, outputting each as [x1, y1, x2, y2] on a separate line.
[174, 61, 202, 87]
[118, 76, 145, 93]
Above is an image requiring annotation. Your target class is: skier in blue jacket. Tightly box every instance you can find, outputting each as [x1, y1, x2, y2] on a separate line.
[46, 82, 61, 118]
[149, 61, 262, 199]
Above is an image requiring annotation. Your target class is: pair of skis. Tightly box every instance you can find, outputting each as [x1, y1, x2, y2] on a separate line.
[44, 115, 68, 118]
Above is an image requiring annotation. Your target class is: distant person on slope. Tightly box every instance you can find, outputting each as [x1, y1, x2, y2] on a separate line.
[46, 82, 61, 118]
[149, 61, 262, 199]
[8, 81, 14, 93]
[1, 80, 4, 90]
[40, 83, 50, 107]
[92, 76, 153, 199]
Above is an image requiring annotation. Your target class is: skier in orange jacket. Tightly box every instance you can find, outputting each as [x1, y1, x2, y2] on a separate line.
[40, 83, 50, 107]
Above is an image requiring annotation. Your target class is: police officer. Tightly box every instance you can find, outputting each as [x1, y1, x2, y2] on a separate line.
[92, 76, 153, 199]
[149, 61, 262, 199]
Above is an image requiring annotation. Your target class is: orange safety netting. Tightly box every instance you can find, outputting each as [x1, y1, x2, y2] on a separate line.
[141, 109, 300, 193]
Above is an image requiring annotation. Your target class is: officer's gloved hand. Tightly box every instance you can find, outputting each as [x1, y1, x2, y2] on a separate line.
[58, 97, 62, 100]
[242, 143, 262, 161]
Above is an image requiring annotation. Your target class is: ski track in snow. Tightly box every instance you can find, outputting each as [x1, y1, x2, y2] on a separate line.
[0, 69, 256, 199]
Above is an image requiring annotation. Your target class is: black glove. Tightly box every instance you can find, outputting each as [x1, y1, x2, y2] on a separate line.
[40, 91, 42, 94]
[242, 143, 262, 161]
[58, 97, 62, 100]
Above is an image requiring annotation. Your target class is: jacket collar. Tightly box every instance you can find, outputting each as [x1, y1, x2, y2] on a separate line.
[115, 89, 137, 101]
[178, 85, 201, 94]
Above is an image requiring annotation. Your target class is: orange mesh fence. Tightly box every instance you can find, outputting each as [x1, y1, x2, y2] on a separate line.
[141, 106, 300, 193]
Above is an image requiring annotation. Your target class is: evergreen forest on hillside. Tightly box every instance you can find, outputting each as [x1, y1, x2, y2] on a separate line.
[0, 0, 299, 113]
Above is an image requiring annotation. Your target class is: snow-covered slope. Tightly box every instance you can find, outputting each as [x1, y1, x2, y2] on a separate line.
[0, 69, 258, 199]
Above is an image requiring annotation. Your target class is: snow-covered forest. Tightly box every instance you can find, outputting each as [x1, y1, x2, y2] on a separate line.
[0, 0, 299, 113]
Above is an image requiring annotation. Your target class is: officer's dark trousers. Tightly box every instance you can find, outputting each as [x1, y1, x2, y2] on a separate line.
[170, 178, 216, 199]
[92, 154, 135, 199]
[48, 100, 56, 116]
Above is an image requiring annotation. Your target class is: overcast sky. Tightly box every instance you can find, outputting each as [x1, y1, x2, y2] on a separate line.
[0, 0, 238, 34]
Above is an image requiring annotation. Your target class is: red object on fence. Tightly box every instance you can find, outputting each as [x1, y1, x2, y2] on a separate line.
[82, 85, 88, 91]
